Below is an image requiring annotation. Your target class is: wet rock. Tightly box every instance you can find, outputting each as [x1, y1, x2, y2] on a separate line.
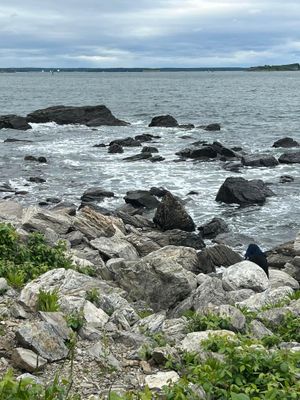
[279, 175, 294, 183]
[176, 146, 218, 159]
[242, 154, 279, 167]
[93, 143, 106, 148]
[27, 105, 129, 126]
[141, 146, 159, 153]
[108, 143, 123, 153]
[150, 155, 165, 162]
[179, 124, 195, 129]
[124, 190, 160, 209]
[135, 133, 159, 142]
[37, 156, 47, 163]
[24, 155, 37, 161]
[279, 151, 300, 164]
[28, 177, 46, 183]
[4, 137, 33, 142]
[223, 261, 269, 292]
[149, 187, 168, 198]
[198, 217, 229, 239]
[273, 137, 299, 148]
[123, 152, 152, 161]
[81, 187, 114, 203]
[11, 348, 47, 372]
[0, 114, 31, 130]
[110, 137, 141, 147]
[153, 192, 195, 232]
[222, 161, 242, 173]
[16, 321, 69, 361]
[149, 115, 178, 127]
[204, 123, 221, 131]
[216, 177, 274, 205]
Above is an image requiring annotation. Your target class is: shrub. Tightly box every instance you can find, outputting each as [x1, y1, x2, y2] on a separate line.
[37, 289, 60, 312]
[66, 310, 85, 332]
[184, 310, 232, 332]
[85, 288, 100, 305]
[263, 312, 300, 343]
[0, 223, 74, 288]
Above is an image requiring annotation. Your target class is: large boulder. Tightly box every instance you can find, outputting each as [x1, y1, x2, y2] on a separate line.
[273, 137, 299, 148]
[26, 105, 129, 126]
[149, 115, 178, 127]
[124, 190, 160, 209]
[193, 277, 228, 310]
[0, 114, 31, 130]
[198, 217, 229, 239]
[269, 269, 299, 290]
[198, 244, 243, 268]
[215, 177, 274, 205]
[279, 151, 300, 164]
[107, 255, 197, 311]
[238, 286, 294, 311]
[109, 137, 141, 147]
[90, 235, 140, 261]
[22, 206, 72, 235]
[153, 192, 195, 232]
[222, 261, 269, 292]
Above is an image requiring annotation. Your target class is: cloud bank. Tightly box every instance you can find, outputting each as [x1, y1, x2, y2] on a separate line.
[0, 0, 300, 67]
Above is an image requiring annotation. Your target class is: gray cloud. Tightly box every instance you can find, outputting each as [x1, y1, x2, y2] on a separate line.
[0, 0, 300, 67]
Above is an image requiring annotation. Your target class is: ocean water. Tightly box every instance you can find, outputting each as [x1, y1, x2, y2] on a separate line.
[0, 71, 299, 250]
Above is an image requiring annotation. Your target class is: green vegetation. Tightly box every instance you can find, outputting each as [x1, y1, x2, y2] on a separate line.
[264, 312, 300, 343]
[85, 288, 100, 305]
[0, 223, 74, 288]
[184, 310, 232, 332]
[0, 369, 80, 400]
[37, 289, 60, 312]
[248, 63, 300, 71]
[66, 310, 85, 332]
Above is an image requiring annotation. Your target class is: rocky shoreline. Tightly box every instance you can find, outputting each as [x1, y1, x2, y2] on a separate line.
[0, 193, 299, 399]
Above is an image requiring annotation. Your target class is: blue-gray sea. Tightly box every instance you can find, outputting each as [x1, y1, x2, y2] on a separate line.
[0, 71, 299, 250]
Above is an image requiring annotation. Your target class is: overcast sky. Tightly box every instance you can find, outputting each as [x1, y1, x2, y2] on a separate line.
[1, 0, 300, 67]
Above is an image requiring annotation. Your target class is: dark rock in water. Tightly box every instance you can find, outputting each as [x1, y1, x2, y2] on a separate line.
[216, 177, 274, 205]
[279, 175, 294, 183]
[176, 142, 235, 160]
[0, 186, 13, 194]
[4, 138, 33, 143]
[242, 154, 279, 167]
[27, 105, 129, 126]
[108, 143, 123, 154]
[204, 123, 221, 131]
[38, 201, 48, 206]
[93, 143, 106, 148]
[212, 141, 236, 158]
[46, 197, 61, 204]
[153, 192, 196, 232]
[223, 161, 242, 173]
[149, 115, 178, 127]
[110, 137, 141, 147]
[51, 201, 77, 216]
[37, 157, 47, 163]
[124, 190, 160, 209]
[15, 190, 28, 195]
[273, 137, 299, 148]
[279, 151, 300, 164]
[115, 203, 144, 216]
[150, 155, 165, 162]
[81, 187, 114, 203]
[180, 135, 194, 139]
[150, 187, 168, 198]
[24, 155, 37, 161]
[0, 115, 31, 130]
[28, 177, 46, 183]
[199, 244, 243, 268]
[187, 191, 199, 195]
[135, 133, 160, 142]
[179, 124, 195, 129]
[115, 210, 154, 229]
[198, 217, 229, 239]
[123, 152, 152, 161]
[141, 146, 159, 153]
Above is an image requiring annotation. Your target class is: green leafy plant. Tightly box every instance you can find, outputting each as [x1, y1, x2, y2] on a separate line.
[0, 223, 74, 288]
[184, 310, 232, 332]
[85, 288, 100, 305]
[66, 310, 85, 332]
[263, 312, 300, 343]
[37, 289, 60, 312]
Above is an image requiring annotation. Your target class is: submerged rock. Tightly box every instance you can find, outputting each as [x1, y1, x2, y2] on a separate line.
[279, 151, 300, 164]
[273, 137, 299, 148]
[110, 137, 141, 147]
